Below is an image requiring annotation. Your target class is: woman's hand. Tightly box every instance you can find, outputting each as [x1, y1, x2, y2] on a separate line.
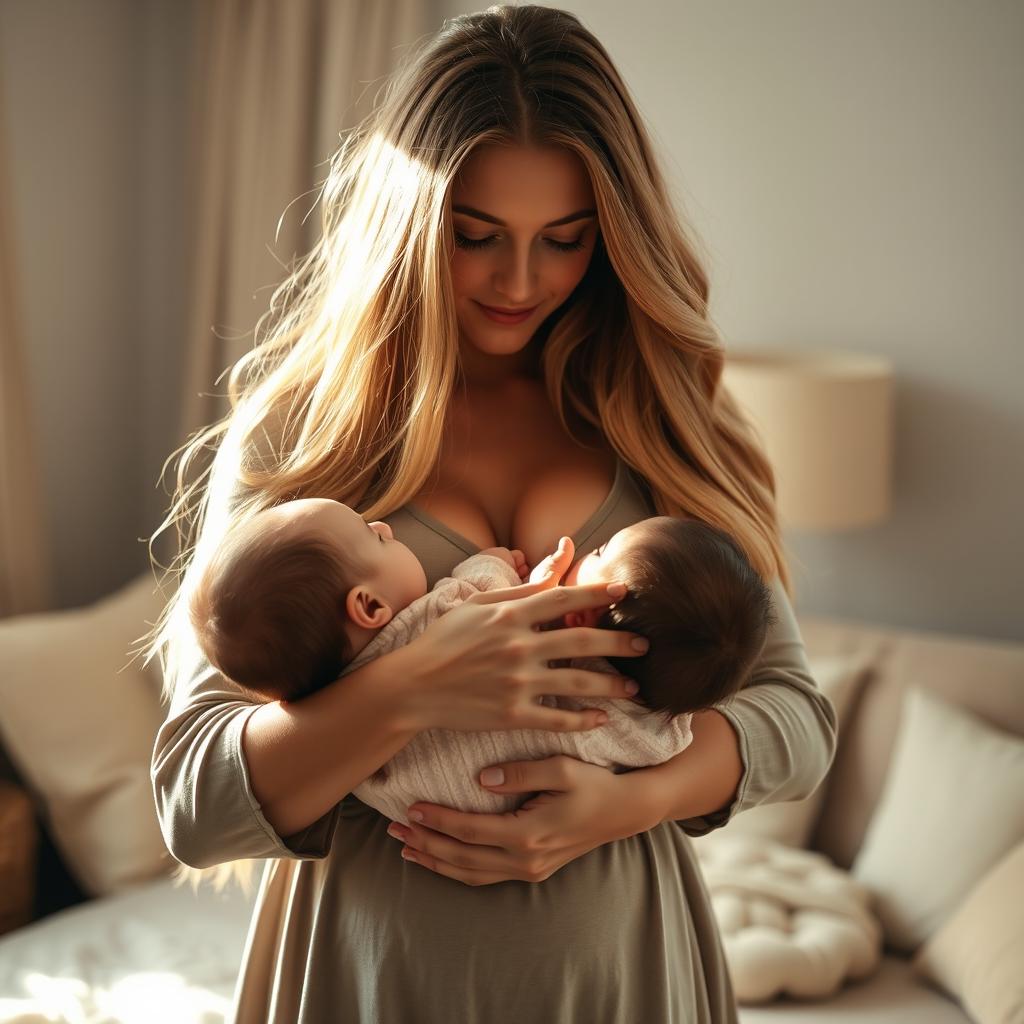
[384, 755, 661, 885]
[399, 556, 649, 734]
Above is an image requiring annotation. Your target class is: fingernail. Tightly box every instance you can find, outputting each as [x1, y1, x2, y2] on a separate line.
[625, 681, 640, 696]
[408, 809, 424, 823]
[631, 637, 649, 652]
[607, 582, 627, 598]
[480, 767, 504, 786]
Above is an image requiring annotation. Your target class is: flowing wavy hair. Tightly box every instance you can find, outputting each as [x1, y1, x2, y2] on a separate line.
[141, 3, 790, 897]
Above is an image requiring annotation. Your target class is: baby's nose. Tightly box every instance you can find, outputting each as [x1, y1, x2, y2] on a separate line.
[373, 521, 394, 540]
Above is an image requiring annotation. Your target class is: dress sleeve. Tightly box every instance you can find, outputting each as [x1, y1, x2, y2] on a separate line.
[673, 576, 838, 838]
[150, 642, 342, 869]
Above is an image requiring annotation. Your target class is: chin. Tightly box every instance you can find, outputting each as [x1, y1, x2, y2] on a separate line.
[464, 332, 530, 357]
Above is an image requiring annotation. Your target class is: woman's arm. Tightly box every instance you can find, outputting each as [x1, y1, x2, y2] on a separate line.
[392, 577, 837, 883]
[152, 580, 641, 870]
[651, 577, 835, 831]
[151, 642, 420, 869]
[242, 643, 422, 839]
[629, 708, 744, 826]
[609, 575, 838, 834]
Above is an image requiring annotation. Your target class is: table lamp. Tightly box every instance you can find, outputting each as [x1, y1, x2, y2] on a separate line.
[720, 349, 894, 532]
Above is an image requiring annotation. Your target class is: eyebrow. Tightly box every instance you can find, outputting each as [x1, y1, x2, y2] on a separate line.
[453, 204, 596, 228]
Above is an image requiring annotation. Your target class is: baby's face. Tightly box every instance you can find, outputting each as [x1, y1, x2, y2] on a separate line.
[561, 522, 644, 588]
[266, 498, 428, 613]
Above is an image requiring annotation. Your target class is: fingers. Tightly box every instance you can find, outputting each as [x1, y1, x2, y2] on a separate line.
[542, 536, 574, 570]
[510, 549, 529, 580]
[515, 579, 628, 620]
[398, 756, 580, 850]
[536, 666, 640, 703]
[536, 624, 649, 664]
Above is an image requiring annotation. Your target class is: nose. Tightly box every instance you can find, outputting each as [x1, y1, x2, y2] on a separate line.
[372, 521, 393, 540]
[494, 241, 538, 304]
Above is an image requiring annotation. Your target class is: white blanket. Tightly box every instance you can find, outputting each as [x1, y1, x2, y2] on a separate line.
[0, 875, 256, 1023]
[693, 833, 883, 1003]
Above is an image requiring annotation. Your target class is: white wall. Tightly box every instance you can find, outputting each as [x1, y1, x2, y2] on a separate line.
[436, 0, 1023, 641]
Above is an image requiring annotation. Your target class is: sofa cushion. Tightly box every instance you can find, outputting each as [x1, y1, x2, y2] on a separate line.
[911, 837, 1024, 1024]
[850, 687, 1024, 953]
[0, 573, 173, 896]
[737, 955, 969, 1023]
[799, 617, 1024, 870]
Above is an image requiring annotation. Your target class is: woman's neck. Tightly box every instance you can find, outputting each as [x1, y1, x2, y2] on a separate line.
[455, 332, 544, 391]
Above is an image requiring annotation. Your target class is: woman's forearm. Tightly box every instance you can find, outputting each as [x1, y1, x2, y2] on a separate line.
[241, 644, 421, 839]
[626, 708, 744, 828]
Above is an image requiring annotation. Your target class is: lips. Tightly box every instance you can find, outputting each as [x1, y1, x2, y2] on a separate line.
[479, 302, 538, 314]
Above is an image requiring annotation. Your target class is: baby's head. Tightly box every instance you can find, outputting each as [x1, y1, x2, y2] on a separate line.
[188, 498, 427, 703]
[561, 516, 776, 720]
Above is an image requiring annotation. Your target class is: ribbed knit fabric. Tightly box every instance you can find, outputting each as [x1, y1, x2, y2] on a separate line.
[348, 553, 693, 827]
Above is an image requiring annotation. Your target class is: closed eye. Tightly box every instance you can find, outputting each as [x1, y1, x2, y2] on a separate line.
[454, 231, 585, 253]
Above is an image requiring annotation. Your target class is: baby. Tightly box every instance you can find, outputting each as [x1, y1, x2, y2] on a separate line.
[188, 499, 775, 825]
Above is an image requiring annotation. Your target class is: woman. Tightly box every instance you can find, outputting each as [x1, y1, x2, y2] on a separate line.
[147, 6, 836, 1021]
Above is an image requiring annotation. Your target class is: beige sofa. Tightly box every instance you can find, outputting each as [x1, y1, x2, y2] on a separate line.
[0, 573, 1021, 1023]
[722, 613, 1024, 1024]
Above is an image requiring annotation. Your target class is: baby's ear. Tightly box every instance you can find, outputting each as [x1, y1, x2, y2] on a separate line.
[345, 586, 391, 629]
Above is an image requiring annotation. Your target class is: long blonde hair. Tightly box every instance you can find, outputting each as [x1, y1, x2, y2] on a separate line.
[143, 3, 790, 897]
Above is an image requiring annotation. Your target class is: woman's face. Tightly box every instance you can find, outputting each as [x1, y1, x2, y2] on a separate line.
[449, 144, 600, 377]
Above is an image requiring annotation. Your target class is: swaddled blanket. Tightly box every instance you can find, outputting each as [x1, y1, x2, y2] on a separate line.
[694, 833, 883, 1003]
[348, 552, 694, 826]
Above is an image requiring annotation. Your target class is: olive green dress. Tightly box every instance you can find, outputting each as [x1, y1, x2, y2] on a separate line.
[151, 455, 837, 1023]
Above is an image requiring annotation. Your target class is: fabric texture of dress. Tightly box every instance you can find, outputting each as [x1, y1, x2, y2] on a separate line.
[150, 454, 838, 1023]
[347, 549, 693, 826]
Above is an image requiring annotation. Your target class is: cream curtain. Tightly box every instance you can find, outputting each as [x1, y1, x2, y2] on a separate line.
[180, 0, 432, 437]
[0, 76, 51, 617]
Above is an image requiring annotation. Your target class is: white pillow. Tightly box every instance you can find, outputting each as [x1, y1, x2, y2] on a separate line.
[696, 653, 870, 850]
[851, 686, 1024, 952]
[912, 837, 1024, 1024]
[0, 573, 174, 896]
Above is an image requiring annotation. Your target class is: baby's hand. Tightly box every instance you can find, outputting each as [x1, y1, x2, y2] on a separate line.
[479, 546, 529, 580]
[528, 536, 575, 587]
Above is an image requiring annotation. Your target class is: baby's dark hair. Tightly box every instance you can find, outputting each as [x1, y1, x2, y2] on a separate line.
[188, 511, 371, 703]
[600, 517, 776, 721]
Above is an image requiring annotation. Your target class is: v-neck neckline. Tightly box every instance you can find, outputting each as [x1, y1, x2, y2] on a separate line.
[401, 454, 625, 556]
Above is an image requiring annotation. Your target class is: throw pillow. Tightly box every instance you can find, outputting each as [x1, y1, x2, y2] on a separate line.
[912, 838, 1024, 1024]
[850, 686, 1024, 952]
[0, 573, 173, 896]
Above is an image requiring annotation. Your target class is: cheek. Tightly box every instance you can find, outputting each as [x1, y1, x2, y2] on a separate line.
[553, 252, 593, 293]
[450, 254, 483, 297]
[569, 555, 599, 586]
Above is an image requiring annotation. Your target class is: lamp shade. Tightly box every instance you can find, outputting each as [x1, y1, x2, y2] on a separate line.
[721, 349, 894, 531]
